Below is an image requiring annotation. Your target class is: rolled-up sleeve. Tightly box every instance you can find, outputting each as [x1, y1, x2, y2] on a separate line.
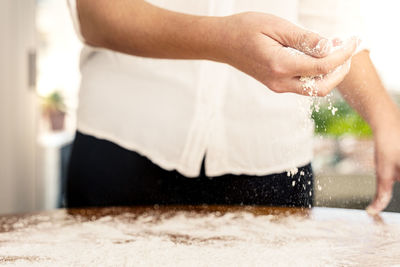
[298, 0, 369, 52]
[67, 0, 84, 42]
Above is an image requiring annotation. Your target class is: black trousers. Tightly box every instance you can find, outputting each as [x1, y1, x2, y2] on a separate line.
[66, 132, 314, 208]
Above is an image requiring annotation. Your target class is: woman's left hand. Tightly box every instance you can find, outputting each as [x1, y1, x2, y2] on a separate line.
[367, 114, 400, 215]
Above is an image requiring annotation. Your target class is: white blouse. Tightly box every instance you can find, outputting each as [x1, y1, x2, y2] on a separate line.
[67, 0, 366, 177]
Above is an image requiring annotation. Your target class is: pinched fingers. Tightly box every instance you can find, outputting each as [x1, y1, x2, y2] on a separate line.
[310, 59, 352, 96]
[285, 37, 359, 77]
[267, 17, 332, 58]
[270, 59, 351, 96]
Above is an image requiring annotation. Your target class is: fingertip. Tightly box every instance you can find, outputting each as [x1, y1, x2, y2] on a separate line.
[353, 37, 362, 56]
[350, 35, 362, 46]
[343, 59, 352, 73]
[331, 38, 343, 47]
[316, 38, 332, 57]
[347, 36, 361, 55]
[298, 36, 331, 58]
[368, 190, 392, 216]
[366, 205, 380, 216]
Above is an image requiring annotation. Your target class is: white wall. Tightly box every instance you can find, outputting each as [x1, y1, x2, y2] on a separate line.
[0, 0, 37, 214]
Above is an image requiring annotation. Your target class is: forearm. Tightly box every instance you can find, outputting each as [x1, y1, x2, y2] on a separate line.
[77, 0, 224, 60]
[337, 50, 400, 134]
[76, 1, 357, 96]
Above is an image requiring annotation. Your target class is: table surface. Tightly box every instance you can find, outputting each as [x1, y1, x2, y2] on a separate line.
[0, 206, 400, 266]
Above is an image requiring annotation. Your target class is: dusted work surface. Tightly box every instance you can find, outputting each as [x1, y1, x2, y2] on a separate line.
[0, 206, 400, 266]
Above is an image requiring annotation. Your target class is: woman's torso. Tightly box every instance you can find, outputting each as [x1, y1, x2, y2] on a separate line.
[74, 0, 314, 177]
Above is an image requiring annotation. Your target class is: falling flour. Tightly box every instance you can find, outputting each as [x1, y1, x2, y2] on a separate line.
[284, 38, 352, 116]
[288, 168, 307, 187]
[327, 96, 338, 115]
[286, 167, 299, 177]
[299, 75, 322, 97]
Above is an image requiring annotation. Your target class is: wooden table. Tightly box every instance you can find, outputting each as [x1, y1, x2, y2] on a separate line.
[0, 206, 399, 266]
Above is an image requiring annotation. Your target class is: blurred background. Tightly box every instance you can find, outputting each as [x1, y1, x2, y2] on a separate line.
[0, 0, 399, 215]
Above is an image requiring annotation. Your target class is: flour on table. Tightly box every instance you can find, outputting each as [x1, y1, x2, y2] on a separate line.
[1, 208, 400, 266]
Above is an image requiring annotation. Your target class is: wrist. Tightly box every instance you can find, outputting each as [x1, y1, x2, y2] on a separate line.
[196, 16, 230, 63]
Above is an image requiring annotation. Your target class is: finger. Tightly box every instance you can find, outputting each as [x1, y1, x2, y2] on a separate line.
[286, 37, 358, 77]
[268, 18, 331, 58]
[295, 35, 332, 58]
[313, 60, 352, 96]
[286, 59, 351, 96]
[366, 175, 394, 216]
[331, 37, 343, 47]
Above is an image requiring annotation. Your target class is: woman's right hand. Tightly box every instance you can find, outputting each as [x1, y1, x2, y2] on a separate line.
[212, 12, 358, 96]
[77, 1, 357, 96]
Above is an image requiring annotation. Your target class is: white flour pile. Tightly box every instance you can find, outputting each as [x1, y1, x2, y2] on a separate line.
[1, 207, 400, 267]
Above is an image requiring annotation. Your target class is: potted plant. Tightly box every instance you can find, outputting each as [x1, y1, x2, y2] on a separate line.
[41, 90, 67, 131]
